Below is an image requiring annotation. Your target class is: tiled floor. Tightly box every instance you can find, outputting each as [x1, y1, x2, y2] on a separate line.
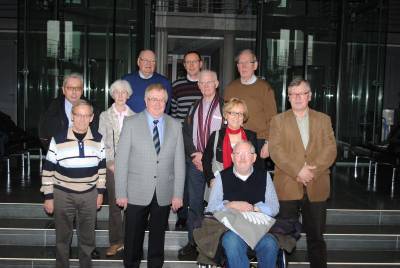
[0, 159, 399, 209]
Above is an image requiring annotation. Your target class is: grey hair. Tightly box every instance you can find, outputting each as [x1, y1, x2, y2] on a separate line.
[198, 69, 218, 82]
[109, 79, 133, 98]
[288, 78, 312, 93]
[235, 49, 257, 63]
[71, 99, 93, 115]
[62, 73, 84, 88]
[233, 140, 256, 154]
[144, 83, 168, 102]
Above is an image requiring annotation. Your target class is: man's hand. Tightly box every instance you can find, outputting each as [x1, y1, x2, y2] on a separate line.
[116, 198, 128, 210]
[260, 143, 269, 159]
[297, 164, 316, 186]
[226, 201, 254, 212]
[96, 194, 103, 209]
[44, 199, 54, 214]
[171, 197, 183, 212]
[191, 152, 203, 171]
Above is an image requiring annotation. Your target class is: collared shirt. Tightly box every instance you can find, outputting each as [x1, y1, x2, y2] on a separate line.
[64, 98, 73, 127]
[206, 169, 279, 217]
[145, 110, 165, 145]
[240, 74, 257, 85]
[112, 103, 130, 131]
[295, 109, 310, 149]
[233, 166, 254, 181]
[187, 74, 199, 82]
[139, 70, 153, 79]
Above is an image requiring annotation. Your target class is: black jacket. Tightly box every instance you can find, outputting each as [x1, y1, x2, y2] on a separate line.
[38, 96, 100, 150]
[182, 96, 224, 160]
[202, 127, 261, 183]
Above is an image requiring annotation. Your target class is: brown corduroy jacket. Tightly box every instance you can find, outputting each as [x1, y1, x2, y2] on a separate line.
[269, 109, 337, 202]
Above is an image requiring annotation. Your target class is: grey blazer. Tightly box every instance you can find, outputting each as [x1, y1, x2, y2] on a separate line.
[114, 111, 185, 206]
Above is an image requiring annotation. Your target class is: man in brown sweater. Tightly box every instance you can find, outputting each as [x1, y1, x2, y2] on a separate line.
[224, 49, 277, 159]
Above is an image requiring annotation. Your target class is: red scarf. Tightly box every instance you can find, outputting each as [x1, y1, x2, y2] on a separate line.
[222, 127, 248, 169]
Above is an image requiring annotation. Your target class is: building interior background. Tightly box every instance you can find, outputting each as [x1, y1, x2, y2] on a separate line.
[0, 0, 399, 266]
[0, 0, 399, 160]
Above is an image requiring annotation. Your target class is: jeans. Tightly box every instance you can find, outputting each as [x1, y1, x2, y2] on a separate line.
[187, 161, 206, 243]
[222, 231, 279, 268]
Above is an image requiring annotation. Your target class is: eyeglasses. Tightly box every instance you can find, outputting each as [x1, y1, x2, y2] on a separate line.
[198, 81, 216, 87]
[226, 111, 244, 117]
[288, 91, 310, 98]
[184, 60, 200, 65]
[237, 61, 256, 66]
[73, 113, 93, 119]
[232, 151, 255, 158]
[147, 97, 165, 103]
[65, 86, 83, 92]
[140, 57, 156, 64]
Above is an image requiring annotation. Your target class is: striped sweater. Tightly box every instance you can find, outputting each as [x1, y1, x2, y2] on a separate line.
[170, 78, 203, 122]
[40, 127, 106, 200]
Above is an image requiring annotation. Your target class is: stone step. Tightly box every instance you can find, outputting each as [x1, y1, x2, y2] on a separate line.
[0, 225, 399, 251]
[0, 246, 399, 267]
[1, 203, 400, 225]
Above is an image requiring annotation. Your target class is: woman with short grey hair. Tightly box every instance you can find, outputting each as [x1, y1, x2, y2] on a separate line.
[98, 79, 135, 256]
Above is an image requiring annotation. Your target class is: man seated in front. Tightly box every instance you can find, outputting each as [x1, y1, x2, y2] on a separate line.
[206, 141, 280, 268]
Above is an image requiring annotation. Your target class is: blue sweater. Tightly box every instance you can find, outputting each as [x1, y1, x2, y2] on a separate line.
[122, 72, 172, 113]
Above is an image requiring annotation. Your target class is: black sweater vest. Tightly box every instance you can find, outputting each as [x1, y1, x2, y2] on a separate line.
[220, 167, 266, 205]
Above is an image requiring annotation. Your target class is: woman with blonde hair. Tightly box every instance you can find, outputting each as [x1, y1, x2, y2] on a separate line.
[202, 97, 261, 187]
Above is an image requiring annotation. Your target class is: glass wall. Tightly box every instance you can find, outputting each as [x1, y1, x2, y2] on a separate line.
[258, 0, 388, 149]
[17, 0, 141, 136]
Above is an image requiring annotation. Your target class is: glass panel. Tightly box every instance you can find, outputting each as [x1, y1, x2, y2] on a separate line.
[17, 1, 139, 137]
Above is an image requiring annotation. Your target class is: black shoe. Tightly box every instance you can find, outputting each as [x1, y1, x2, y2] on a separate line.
[178, 243, 197, 260]
[175, 218, 187, 231]
[91, 248, 100, 259]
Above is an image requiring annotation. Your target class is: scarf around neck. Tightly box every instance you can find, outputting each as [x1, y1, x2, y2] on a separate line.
[196, 95, 220, 152]
[223, 127, 248, 169]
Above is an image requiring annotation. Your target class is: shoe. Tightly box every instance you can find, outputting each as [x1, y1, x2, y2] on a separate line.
[106, 243, 124, 256]
[91, 248, 100, 259]
[178, 243, 197, 259]
[175, 218, 187, 231]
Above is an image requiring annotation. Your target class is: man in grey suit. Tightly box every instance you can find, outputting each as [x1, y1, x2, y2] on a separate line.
[115, 83, 185, 268]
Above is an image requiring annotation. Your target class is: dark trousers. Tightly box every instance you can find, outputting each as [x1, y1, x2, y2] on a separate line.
[106, 168, 124, 245]
[124, 193, 170, 268]
[176, 169, 189, 221]
[278, 197, 327, 268]
[187, 161, 206, 244]
[54, 188, 97, 268]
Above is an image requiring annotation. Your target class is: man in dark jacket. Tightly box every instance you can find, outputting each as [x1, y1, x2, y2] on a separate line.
[39, 73, 99, 150]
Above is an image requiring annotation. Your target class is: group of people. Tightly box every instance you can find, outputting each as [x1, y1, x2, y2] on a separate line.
[39, 48, 337, 268]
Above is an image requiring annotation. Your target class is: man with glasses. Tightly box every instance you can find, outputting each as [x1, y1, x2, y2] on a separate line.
[269, 78, 337, 268]
[41, 100, 106, 268]
[206, 140, 280, 268]
[171, 50, 204, 230]
[115, 83, 185, 268]
[39, 73, 99, 151]
[123, 49, 172, 113]
[179, 70, 224, 258]
[224, 49, 277, 160]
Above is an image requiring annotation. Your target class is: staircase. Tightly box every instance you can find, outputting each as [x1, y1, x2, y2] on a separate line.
[0, 204, 399, 267]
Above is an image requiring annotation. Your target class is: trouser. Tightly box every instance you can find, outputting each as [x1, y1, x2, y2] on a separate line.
[106, 168, 124, 245]
[222, 231, 279, 268]
[123, 193, 170, 268]
[187, 161, 206, 244]
[176, 167, 189, 221]
[278, 196, 327, 268]
[54, 188, 97, 268]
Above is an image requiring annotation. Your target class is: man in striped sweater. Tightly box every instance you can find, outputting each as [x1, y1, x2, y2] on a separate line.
[171, 51, 203, 230]
[41, 99, 106, 268]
